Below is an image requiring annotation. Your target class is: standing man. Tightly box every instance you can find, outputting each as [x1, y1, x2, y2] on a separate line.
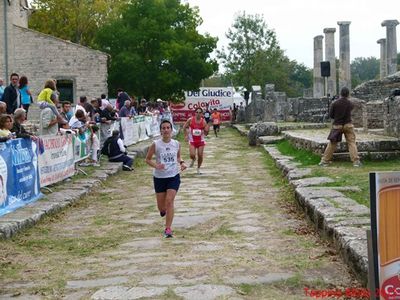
[0, 78, 5, 100]
[183, 108, 209, 175]
[116, 88, 130, 110]
[211, 108, 222, 137]
[2, 73, 20, 114]
[319, 87, 361, 167]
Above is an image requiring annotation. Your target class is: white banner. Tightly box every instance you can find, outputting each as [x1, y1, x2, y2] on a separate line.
[39, 134, 75, 187]
[120, 117, 135, 146]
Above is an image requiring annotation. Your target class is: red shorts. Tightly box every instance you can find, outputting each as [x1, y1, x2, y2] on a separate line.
[190, 141, 205, 148]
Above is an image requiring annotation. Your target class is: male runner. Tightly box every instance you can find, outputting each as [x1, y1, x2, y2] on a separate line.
[211, 108, 222, 137]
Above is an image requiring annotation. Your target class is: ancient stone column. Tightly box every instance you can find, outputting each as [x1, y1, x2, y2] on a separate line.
[381, 20, 399, 75]
[377, 38, 387, 79]
[337, 21, 351, 91]
[324, 28, 337, 96]
[313, 35, 324, 98]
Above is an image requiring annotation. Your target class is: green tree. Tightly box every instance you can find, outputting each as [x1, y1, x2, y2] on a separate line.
[95, 0, 218, 100]
[29, 0, 129, 46]
[218, 12, 280, 100]
[218, 12, 311, 99]
[351, 56, 379, 88]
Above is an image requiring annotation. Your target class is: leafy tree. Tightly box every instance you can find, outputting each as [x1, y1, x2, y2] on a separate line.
[218, 12, 311, 99]
[95, 0, 218, 100]
[203, 75, 231, 87]
[29, 0, 129, 46]
[218, 12, 279, 100]
[351, 56, 379, 88]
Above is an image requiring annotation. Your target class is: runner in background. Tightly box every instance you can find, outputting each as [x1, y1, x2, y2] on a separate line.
[183, 108, 209, 175]
[211, 108, 222, 137]
[203, 104, 211, 124]
[145, 120, 187, 238]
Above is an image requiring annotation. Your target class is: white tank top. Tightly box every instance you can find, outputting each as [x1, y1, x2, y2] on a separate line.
[153, 139, 180, 178]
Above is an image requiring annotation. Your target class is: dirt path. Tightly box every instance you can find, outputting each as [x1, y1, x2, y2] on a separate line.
[0, 128, 360, 299]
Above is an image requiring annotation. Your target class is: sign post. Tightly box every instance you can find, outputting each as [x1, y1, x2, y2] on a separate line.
[370, 172, 400, 300]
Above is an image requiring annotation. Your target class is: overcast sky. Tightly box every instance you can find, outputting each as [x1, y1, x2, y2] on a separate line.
[186, 0, 399, 69]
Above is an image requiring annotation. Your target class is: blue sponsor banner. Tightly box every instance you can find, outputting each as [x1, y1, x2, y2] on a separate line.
[0, 139, 43, 217]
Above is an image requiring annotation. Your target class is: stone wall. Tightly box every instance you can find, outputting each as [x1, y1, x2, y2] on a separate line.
[13, 26, 108, 102]
[362, 101, 384, 129]
[245, 87, 365, 128]
[287, 97, 329, 123]
[384, 96, 400, 137]
[352, 72, 400, 101]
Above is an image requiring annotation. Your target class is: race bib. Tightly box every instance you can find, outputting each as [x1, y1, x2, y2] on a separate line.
[192, 129, 202, 136]
[213, 118, 219, 125]
[161, 152, 176, 164]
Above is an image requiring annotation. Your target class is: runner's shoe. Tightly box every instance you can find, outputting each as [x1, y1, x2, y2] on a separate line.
[160, 210, 166, 217]
[163, 228, 173, 238]
[189, 159, 195, 168]
[197, 168, 202, 175]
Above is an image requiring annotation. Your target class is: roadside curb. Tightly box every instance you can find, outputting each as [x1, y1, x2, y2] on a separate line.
[233, 124, 369, 285]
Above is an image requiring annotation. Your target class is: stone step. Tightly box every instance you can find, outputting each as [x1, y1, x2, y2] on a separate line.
[333, 151, 400, 161]
[283, 129, 400, 155]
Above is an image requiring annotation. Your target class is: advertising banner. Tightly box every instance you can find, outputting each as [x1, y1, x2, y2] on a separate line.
[0, 139, 42, 216]
[171, 87, 233, 122]
[120, 117, 136, 146]
[39, 134, 75, 187]
[370, 172, 400, 300]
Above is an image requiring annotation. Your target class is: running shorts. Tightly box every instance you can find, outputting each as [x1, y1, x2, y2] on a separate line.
[153, 174, 181, 193]
[190, 141, 205, 148]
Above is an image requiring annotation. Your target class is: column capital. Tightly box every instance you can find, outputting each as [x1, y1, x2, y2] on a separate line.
[323, 28, 336, 34]
[377, 38, 386, 44]
[314, 35, 324, 40]
[337, 21, 351, 26]
[381, 19, 399, 27]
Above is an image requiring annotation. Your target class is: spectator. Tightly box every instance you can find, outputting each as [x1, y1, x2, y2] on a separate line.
[0, 78, 5, 100]
[100, 93, 111, 110]
[39, 105, 58, 136]
[75, 96, 90, 117]
[11, 108, 38, 141]
[0, 114, 15, 139]
[101, 129, 133, 171]
[37, 79, 67, 125]
[0, 102, 7, 114]
[137, 99, 147, 115]
[19, 76, 33, 116]
[60, 101, 73, 122]
[119, 100, 132, 118]
[2, 73, 20, 114]
[88, 125, 100, 166]
[116, 88, 130, 110]
[100, 104, 118, 123]
[69, 109, 88, 135]
[130, 99, 138, 116]
[90, 98, 102, 122]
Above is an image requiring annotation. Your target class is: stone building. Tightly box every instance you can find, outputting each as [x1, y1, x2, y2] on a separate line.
[0, 0, 108, 103]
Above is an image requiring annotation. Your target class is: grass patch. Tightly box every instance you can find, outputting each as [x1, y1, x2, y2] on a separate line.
[238, 283, 254, 295]
[276, 140, 321, 166]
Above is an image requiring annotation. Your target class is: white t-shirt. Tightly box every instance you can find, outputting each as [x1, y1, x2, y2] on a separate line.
[153, 139, 180, 178]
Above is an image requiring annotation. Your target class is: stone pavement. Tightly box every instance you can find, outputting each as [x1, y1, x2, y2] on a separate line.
[0, 128, 360, 299]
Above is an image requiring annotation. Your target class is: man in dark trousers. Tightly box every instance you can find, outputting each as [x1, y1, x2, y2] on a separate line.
[2, 73, 20, 114]
[319, 87, 361, 167]
[101, 130, 133, 171]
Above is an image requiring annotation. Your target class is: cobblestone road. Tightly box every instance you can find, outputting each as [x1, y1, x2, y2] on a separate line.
[0, 128, 360, 299]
